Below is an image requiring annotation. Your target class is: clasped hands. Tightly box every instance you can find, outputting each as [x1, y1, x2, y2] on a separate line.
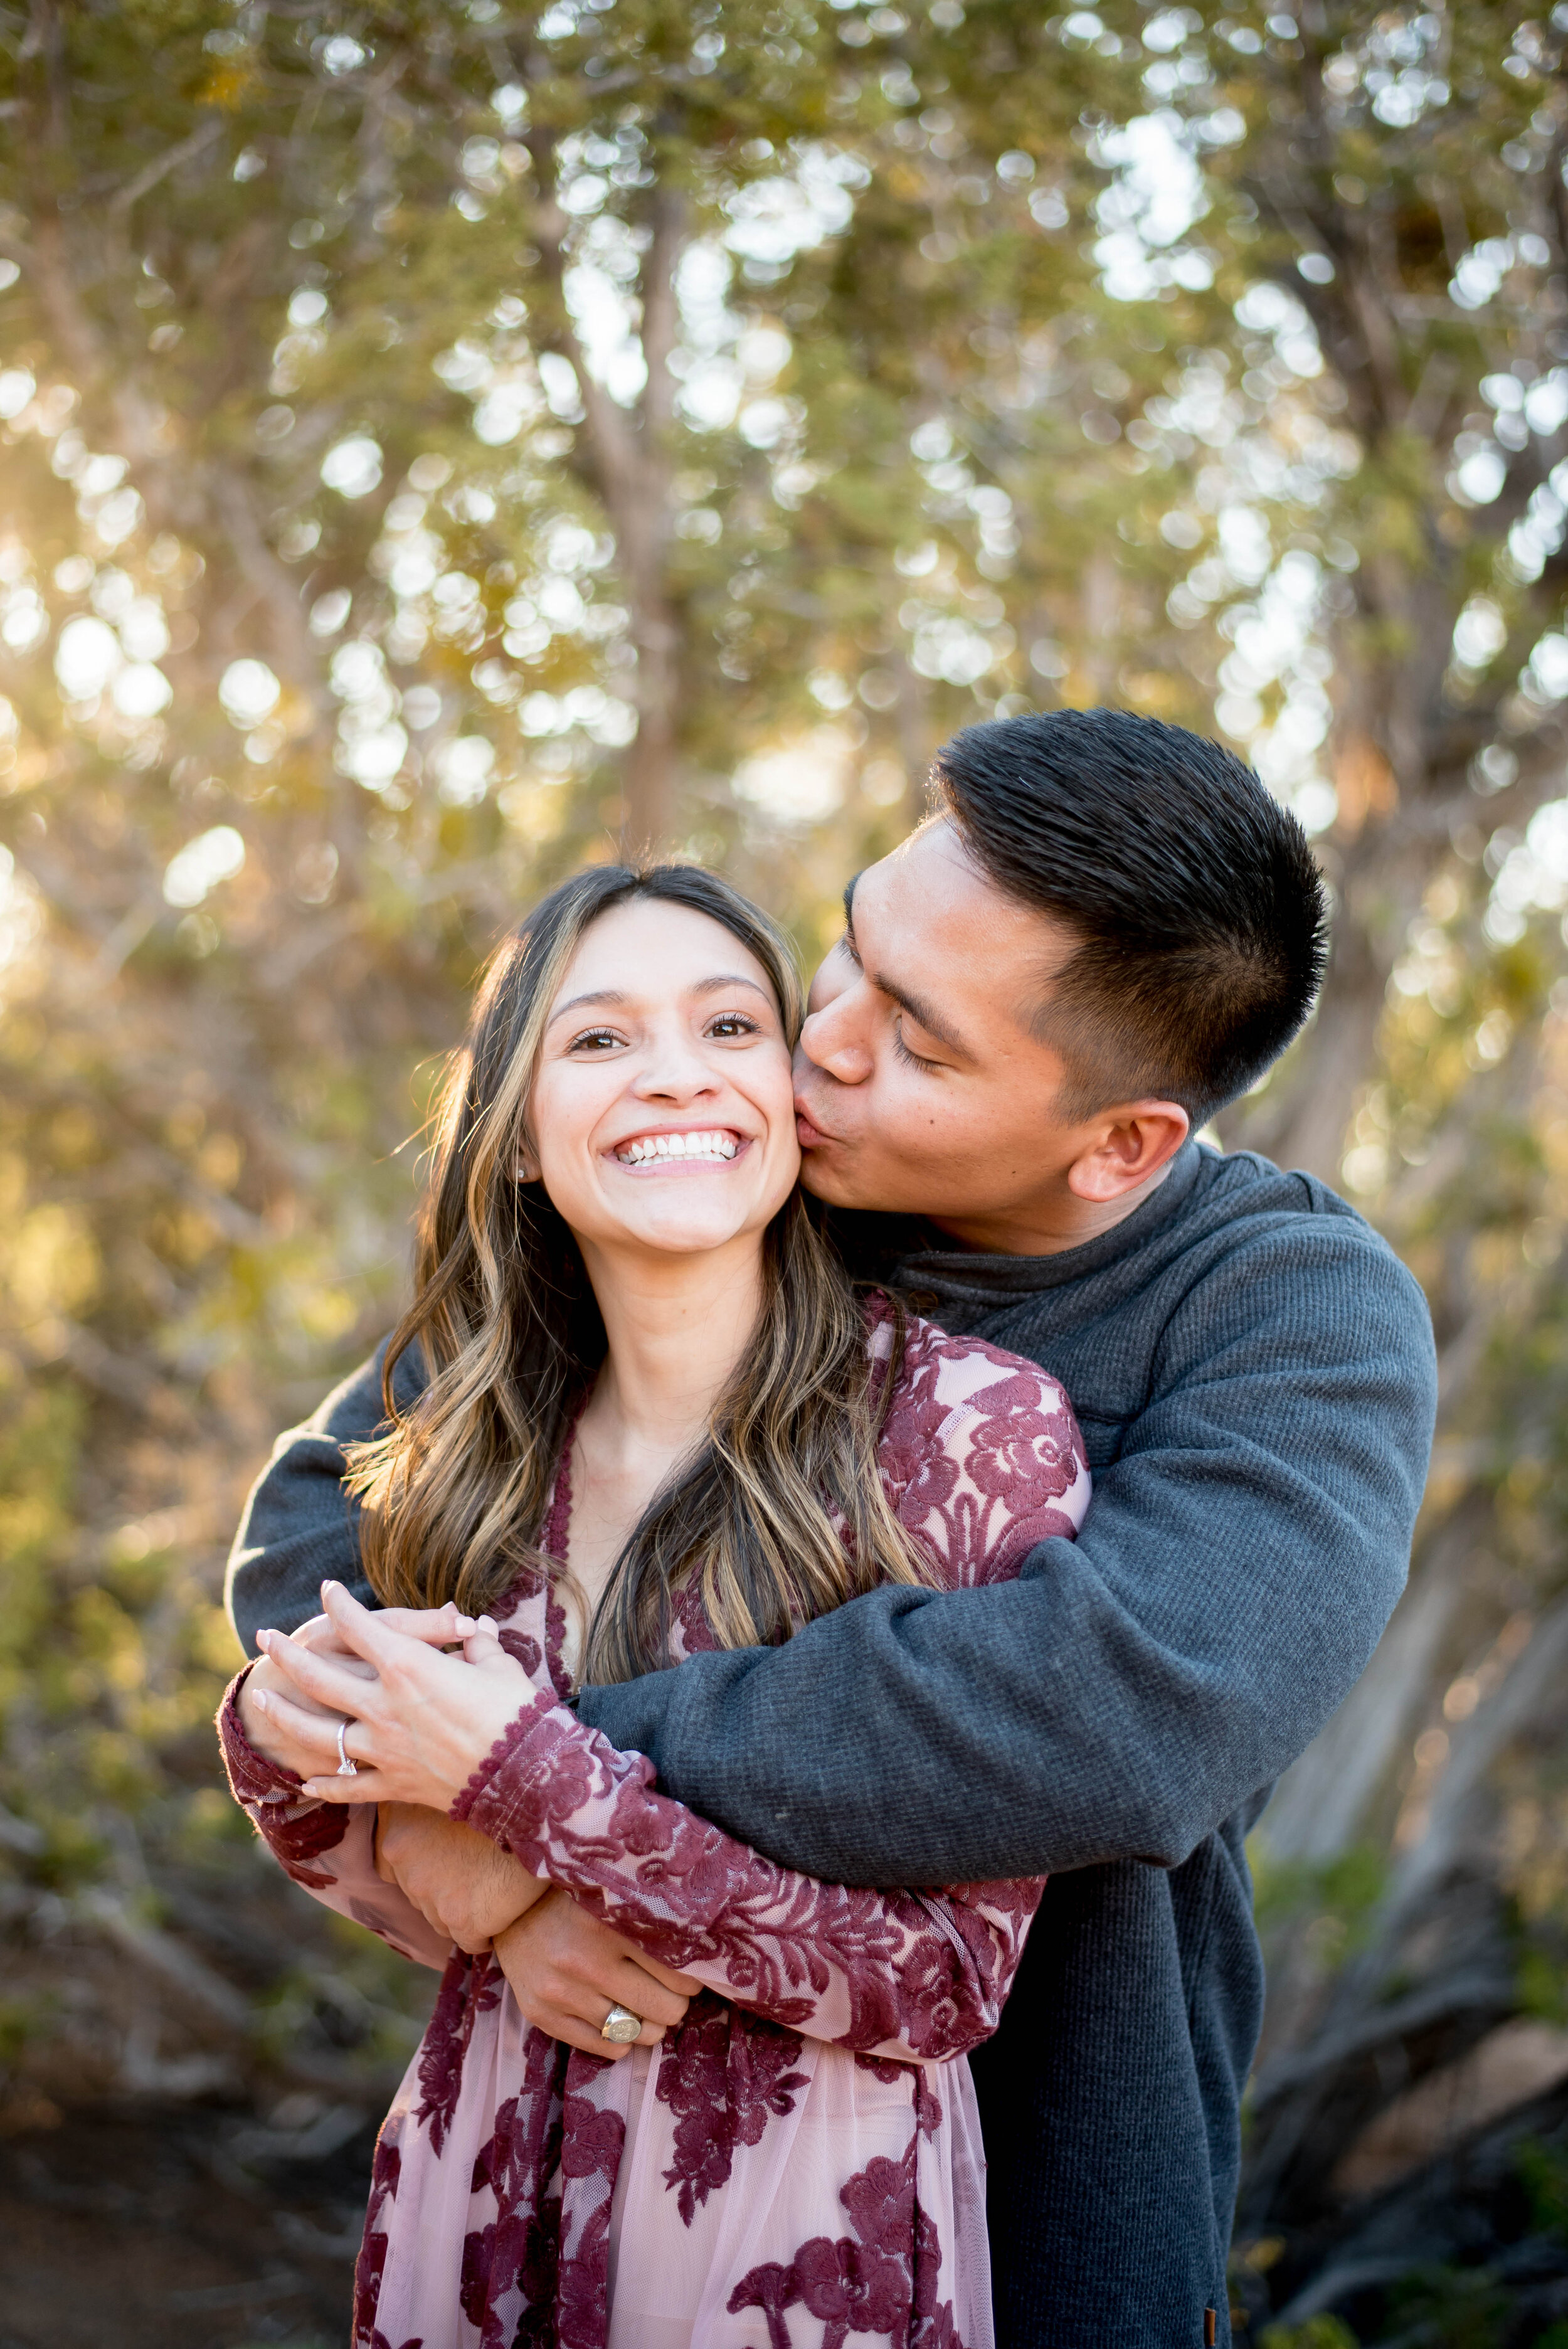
[236, 1581, 697, 2057]
[248, 1577, 536, 1812]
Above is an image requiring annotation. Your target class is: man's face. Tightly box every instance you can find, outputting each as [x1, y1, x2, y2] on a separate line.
[794, 819, 1100, 1238]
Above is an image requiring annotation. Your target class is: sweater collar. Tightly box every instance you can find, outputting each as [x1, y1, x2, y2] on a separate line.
[889, 1140, 1211, 1302]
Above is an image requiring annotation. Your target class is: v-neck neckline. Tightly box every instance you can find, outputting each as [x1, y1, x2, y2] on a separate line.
[541, 1407, 580, 1566]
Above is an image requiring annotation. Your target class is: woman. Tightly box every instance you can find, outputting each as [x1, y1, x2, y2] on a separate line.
[220, 863, 1089, 2349]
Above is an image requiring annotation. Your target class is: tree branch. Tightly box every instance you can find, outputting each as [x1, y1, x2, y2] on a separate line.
[109, 114, 223, 216]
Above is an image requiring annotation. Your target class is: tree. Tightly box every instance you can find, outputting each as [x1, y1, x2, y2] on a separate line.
[1216, 0, 1568, 1181]
[7, 2, 1568, 2333]
[1179, 9, 1568, 2330]
[0, 0, 1195, 2134]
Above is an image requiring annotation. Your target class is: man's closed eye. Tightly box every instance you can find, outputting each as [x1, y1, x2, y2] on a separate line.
[893, 1022, 944, 1074]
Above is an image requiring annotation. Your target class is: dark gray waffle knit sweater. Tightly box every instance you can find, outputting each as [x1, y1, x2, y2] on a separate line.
[226, 1142, 1436, 2348]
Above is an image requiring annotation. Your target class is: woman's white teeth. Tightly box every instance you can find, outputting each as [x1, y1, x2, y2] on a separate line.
[617, 1130, 738, 1164]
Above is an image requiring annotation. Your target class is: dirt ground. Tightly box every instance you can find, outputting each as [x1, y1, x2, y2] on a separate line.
[0, 2100, 374, 2349]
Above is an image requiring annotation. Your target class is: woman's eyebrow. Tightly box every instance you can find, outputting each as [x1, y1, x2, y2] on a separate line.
[547, 988, 627, 1026]
[548, 976, 771, 1027]
[690, 974, 773, 1001]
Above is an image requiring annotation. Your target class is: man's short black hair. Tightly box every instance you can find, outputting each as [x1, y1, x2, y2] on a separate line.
[931, 706, 1328, 1125]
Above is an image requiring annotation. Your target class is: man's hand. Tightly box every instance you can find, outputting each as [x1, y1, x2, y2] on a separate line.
[236, 1613, 375, 1774]
[493, 1887, 701, 2059]
[374, 1803, 549, 1955]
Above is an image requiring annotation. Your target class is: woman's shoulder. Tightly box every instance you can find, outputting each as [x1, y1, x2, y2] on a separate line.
[866, 1290, 1075, 1417]
[866, 1295, 1092, 1584]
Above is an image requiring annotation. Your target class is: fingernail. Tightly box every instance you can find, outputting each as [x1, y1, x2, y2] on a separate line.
[477, 1615, 498, 1634]
[252, 1691, 269, 1713]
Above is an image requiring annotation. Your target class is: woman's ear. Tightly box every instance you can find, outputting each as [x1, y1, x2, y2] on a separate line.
[512, 1147, 540, 1183]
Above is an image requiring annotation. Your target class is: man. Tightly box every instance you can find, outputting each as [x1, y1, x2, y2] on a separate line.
[228, 709, 1436, 2346]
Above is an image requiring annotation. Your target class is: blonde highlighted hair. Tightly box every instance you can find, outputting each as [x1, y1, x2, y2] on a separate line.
[345, 863, 933, 1683]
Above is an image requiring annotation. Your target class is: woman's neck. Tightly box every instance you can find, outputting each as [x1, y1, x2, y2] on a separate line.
[575, 1231, 765, 1468]
[555, 1235, 765, 1634]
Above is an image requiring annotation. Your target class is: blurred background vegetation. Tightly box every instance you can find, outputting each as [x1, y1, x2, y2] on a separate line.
[3, 0, 1568, 2341]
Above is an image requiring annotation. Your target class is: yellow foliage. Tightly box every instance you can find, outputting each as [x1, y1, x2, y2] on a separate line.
[71, 1587, 146, 1693]
[196, 1132, 244, 1190]
[3, 1204, 101, 1323]
[297, 1285, 360, 1344]
[196, 55, 260, 110]
[0, 1153, 22, 1219]
[190, 1603, 246, 1675]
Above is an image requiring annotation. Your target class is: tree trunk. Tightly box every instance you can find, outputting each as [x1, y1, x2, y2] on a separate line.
[1235, 881, 1391, 1180]
[527, 126, 684, 849]
[620, 581, 681, 850]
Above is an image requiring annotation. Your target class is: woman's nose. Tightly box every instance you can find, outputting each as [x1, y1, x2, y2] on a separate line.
[630, 1034, 719, 1100]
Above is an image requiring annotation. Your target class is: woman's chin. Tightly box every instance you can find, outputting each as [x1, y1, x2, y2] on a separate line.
[593, 1207, 766, 1260]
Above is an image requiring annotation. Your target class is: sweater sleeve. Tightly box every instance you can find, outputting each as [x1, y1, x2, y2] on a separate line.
[576, 1217, 1438, 1884]
[216, 1667, 452, 1973]
[453, 1695, 1040, 2064]
[224, 1338, 428, 1654]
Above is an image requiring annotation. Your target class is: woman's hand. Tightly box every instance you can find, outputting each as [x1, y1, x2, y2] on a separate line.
[250, 1582, 537, 1811]
[236, 1600, 475, 1778]
[492, 1887, 701, 2059]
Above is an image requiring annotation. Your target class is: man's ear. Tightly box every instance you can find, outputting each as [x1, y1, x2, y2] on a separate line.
[1066, 1101, 1190, 1206]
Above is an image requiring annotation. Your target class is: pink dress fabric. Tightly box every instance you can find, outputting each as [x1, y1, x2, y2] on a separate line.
[218, 1307, 1090, 2349]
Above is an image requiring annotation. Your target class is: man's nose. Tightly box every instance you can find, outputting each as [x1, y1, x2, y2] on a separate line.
[798, 1002, 872, 1087]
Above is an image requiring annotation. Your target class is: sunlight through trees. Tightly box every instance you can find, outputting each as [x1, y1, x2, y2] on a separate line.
[4, 3, 1568, 2334]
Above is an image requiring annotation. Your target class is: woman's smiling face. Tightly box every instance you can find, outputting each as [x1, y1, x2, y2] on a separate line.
[526, 898, 802, 1262]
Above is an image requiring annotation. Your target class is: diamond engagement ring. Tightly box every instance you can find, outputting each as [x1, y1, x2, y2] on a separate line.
[336, 1719, 358, 1778]
[599, 2003, 641, 2044]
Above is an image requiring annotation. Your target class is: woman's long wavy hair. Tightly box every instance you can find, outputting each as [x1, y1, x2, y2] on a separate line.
[344, 862, 932, 1684]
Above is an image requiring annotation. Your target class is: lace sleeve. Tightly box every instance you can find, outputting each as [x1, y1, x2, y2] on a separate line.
[216, 1667, 452, 1973]
[453, 1696, 1041, 2064]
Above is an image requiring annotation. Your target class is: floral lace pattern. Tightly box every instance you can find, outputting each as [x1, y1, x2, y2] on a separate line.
[655, 1991, 810, 2224]
[217, 1306, 1089, 2349]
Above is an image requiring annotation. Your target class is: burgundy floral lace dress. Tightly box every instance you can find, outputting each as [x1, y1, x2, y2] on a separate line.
[218, 1308, 1089, 2349]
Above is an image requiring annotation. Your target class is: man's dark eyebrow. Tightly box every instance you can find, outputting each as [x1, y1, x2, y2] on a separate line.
[840, 871, 968, 1056]
[877, 972, 970, 1059]
[842, 872, 862, 963]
